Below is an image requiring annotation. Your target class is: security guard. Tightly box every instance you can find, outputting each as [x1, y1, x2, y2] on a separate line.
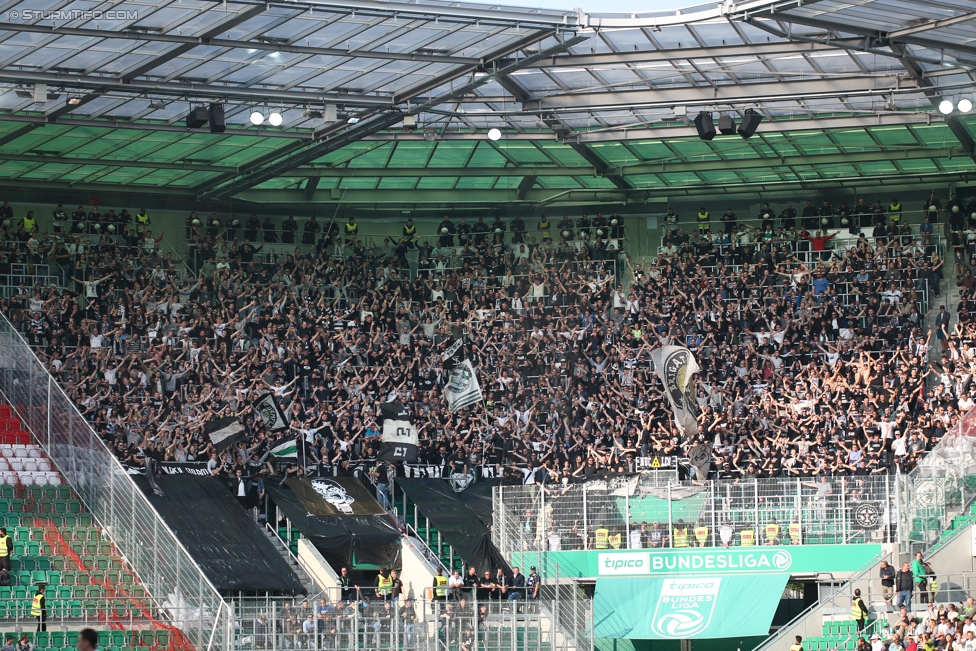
[376, 566, 393, 601]
[788, 520, 802, 545]
[0, 527, 11, 571]
[693, 524, 709, 547]
[789, 635, 804, 651]
[608, 531, 622, 550]
[739, 529, 756, 546]
[402, 219, 417, 248]
[31, 584, 46, 631]
[888, 198, 902, 225]
[538, 216, 552, 242]
[135, 208, 151, 234]
[594, 526, 610, 550]
[696, 207, 710, 233]
[21, 211, 37, 235]
[344, 216, 359, 246]
[851, 588, 868, 633]
[764, 519, 781, 545]
[433, 568, 449, 601]
[673, 520, 689, 548]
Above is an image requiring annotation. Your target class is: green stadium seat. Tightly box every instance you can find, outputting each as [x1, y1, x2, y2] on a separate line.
[12, 586, 27, 599]
[0, 486, 12, 499]
[0, 586, 9, 599]
[16, 570, 30, 585]
[67, 600, 82, 618]
[31, 570, 47, 584]
[57, 586, 70, 599]
[35, 632, 49, 648]
[110, 632, 127, 647]
[49, 633, 65, 648]
[155, 631, 170, 646]
[13, 541, 24, 555]
[66, 632, 79, 647]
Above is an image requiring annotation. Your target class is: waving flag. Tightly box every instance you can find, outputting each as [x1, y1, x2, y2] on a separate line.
[378, 402, 417, 461]
[441, 339, 483, 412]
[204, 417, 244, 451]
[651, 345, 701, 439]
[256, 393, 289, 432]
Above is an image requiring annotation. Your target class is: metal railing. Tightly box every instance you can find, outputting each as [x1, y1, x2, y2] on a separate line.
[493, 475, 896, 559]
[0, 311, 232, 651]
[230, 589, 591, 651]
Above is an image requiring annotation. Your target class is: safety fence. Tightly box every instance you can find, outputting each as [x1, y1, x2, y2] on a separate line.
[494, 474, 897, 559]
[230, 587, 592, 651]
[0, 311, 232, 651]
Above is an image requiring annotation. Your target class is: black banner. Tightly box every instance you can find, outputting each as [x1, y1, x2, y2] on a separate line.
[286, 477, 387, 517]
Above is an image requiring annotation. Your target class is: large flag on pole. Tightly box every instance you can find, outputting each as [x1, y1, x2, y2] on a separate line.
[255, 393, 289, 431]
[441, 339, 483, 412]
[378, 402, 418, 461]
[204, 417, 244, 451]
[650, 345, 701, 439]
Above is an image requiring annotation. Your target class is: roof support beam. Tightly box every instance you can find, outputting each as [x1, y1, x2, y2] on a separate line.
[516, 175, 537, 199]
[304, 177, 320, 200]
[544, 116, 632, 189]
[197, 30, 587, 199]
[0, 22, 480, 66]
[0, 123, 41, 148]
[118, 5, 268, 82]
[547, 40, 861, 67]
[0, 113, 311, 139]
[0, 152, 235, 173]
[887, 12, 976, 39]
[526, 76, 919, 112]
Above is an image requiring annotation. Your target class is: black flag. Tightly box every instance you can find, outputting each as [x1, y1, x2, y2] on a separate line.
[204, 417, 244, 452]
[255, 393, 289, 431]
[378, 402, 418, 461]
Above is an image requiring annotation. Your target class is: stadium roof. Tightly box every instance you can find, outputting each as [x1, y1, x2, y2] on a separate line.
[0, 0, 974, 210]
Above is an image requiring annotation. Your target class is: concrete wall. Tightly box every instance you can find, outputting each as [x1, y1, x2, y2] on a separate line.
[399, 536, 439, 602]
[296, 537, 341, 594]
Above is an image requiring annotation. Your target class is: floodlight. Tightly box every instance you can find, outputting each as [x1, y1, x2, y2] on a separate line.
[487, 128, 502, 141]
[250, 110, 265, 125]
[958, 99, 973, 114]
[939, 100, 954, 115]
[269, 111, 283, 126]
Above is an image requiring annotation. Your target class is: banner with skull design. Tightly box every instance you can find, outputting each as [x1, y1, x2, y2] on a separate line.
[285, 477, 386, 517]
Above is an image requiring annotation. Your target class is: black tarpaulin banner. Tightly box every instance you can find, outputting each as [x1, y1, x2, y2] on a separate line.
[268, 483, 401, 570]
[135, 474, 307, 596]
[394, 478, 511, 575]
[286, 477, 387, 517]
[378, 402, 417, 462]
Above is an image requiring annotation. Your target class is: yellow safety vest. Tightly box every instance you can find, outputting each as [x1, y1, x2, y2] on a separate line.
[137, 213, 149, 224]
[31, 594, 43, 617]
[434, 575, 448, 597]
[765, 524, 780, 542]
[674, 528, 689, 548]
[594, 528, 609, 549]
[889, 203, 901, 222]
[345, 223, 358, 235]
[403, 225, 416, 239]
[790, 645, 803, 651]
[377, 575, 393, 596]
[23, 217, 35, 231]
[697, 211, 709, 224]
[929, 580, 939, 593]
[851, 597, 866, 620]
[609, 533, 622, 550]
[694, 527, 709, 546]
[740, 530, 755, 547]
[788, 524, 801, 544]
[0, 534, 9, 557]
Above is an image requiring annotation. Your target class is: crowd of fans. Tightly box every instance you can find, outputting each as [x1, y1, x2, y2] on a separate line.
[0, 191, 973, 489]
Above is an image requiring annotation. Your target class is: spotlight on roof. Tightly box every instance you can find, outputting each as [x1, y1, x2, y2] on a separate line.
[148, 99, 167, 110]
[959, 98, 973, 114]
[939, 100, 954, 115]
[67, 95, 85, 106]
[14, 89, 32, 99]
[346, 116, 361, 124]
[487, 128, 502, 141]
[305, 108, 324, 119]
[423, 128, 437, 142]
[250, 110, 265, 125]
[268, 111, 283, 127]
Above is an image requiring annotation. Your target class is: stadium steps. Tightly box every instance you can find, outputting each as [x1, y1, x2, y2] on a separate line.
[799, 618, 886, 651]
[397, 491, 464, 573]
[0, 403, 180, 640]
[264, 526, 317, 594]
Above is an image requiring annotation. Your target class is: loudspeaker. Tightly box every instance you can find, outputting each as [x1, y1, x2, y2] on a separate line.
[208, 103, 226, 133]
[694, 112, 716, 140]
[737, 109, 763, 138]
[186, 106, 208, 129]
[718, 113, 736, 135]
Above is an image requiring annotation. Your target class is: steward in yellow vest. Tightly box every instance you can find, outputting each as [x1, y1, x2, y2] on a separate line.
[344, 217, 359, 245]
[433, 570, 449, 600]
[31, 587, 46, 630]
[594, 527, 609, 549]
[764, 522, 780, 545]
[888, 200, 902, 224]
[740, 529, 756, 546]
[673, 523, 689, 548]
[788, 522, 802, 545]
[377, 567, 393, 599]
[697, 209, 710, 232]
[694, 526, 709, 547]
[609, 533, 622, 550]
[402, 220, 417, 248]
[0, 527, 11, 571]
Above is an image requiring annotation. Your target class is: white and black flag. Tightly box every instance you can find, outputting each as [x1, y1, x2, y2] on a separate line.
[441, 339, 483, 412]
[650, 345, 701, 439]
[378, 402, 418, 462]
[256, 393, 289, 432]
[204, 417, 244, 451]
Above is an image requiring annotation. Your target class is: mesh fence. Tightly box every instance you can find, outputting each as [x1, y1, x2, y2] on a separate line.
[0, 313, 231, 651]
[231, 589, 591, 651]
[494, 475, 896, 558]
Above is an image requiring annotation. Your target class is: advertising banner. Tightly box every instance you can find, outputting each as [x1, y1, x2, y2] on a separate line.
[513, 543, 883, 579]
[594, 574, 788, 639]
